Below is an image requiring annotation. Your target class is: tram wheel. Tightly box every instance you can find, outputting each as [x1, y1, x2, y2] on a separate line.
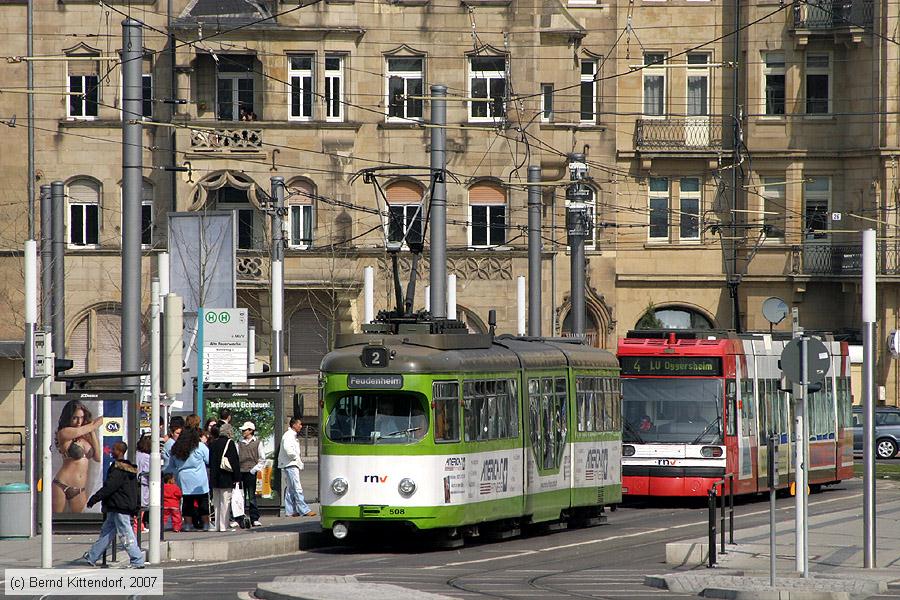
[431, 528, 464, 549]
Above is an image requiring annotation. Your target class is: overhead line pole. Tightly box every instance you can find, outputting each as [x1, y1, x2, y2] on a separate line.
[429, 84, 447, 319]
[270, 176, 285, 391]
[51, 181, 65, 359]
[527, 165, 542, 336]
[122, 18, 143, 459]
[862, 229, 877, 568]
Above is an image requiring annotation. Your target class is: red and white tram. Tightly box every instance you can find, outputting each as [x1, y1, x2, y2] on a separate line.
[618, 331, 853, 497]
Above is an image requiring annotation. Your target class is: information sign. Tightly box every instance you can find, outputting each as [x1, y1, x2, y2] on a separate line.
[202, 308, 249, 383]
[619, 356, 723, 377]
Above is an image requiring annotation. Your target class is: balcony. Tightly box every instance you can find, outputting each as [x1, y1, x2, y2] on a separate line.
[793, 243, 900, 276]
[634, 118, 725, 153]
[792, 0, 872, 45]
[189, 128, 263, 153]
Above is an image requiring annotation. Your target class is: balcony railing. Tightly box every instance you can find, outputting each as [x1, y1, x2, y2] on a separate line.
[190, 128, 263, 152]
[793, 0, 873, 29]
[635, 118, 725, 152]
[795, 243, 900, 275]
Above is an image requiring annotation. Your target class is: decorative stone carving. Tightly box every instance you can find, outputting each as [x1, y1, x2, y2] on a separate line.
[190, 128, 263, 152]
[377, 255, 513, 280]
[237, 255, 265, 279]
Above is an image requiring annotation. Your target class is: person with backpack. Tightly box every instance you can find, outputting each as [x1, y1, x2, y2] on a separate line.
[81, 441, 145, 568]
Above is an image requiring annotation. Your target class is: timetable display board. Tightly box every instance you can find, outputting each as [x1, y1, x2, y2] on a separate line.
[620, 356, 723, 377]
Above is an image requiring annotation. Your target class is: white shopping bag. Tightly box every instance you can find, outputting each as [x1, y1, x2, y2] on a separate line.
[231, 483, 245, 518]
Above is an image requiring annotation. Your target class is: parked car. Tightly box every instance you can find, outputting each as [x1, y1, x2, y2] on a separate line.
[851, 406, 900, 459]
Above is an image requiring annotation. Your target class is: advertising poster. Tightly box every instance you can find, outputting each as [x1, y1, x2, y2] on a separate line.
[50, 392, 131, 520]
[202, 389, 281, 507]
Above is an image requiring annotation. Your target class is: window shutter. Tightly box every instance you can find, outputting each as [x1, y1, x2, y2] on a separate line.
[68, 179, 100, 204]
[386, 180, 423, 203]
[468, 182, 505, 205]
[288, 309, 329, 371]
[95, 309, 122, 372]
[69, 317, 89, 373]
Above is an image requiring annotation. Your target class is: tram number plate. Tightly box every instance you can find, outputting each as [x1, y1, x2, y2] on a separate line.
[359, 505, 406, 518]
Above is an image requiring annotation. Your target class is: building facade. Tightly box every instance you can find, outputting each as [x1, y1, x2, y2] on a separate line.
[0, 0, 896, 430]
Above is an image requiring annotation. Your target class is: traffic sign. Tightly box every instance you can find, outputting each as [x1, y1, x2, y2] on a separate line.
[780, 337, 830, 385]
[202, 308, 248, 383]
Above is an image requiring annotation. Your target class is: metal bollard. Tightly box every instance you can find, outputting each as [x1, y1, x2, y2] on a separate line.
[719, 480, 726, 555]
[728, 473, 735, 545]
[708, 488, 717, 568]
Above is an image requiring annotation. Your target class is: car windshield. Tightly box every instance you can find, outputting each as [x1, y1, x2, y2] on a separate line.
[622, 378, 723, 444]
[325, 392, 428, 444]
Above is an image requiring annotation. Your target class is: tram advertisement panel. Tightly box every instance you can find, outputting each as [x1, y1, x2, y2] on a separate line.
[49, 391, 132, 521]
[202, 389, 282, 507]
[620, 356, 723, 377]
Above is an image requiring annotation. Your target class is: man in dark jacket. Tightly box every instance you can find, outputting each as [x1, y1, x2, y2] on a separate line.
[82, 441, 145, 568]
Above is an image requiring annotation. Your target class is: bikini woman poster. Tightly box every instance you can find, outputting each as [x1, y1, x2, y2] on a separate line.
[50, 394, 129, 515]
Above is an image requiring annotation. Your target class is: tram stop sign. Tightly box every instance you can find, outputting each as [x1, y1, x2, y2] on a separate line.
[780, 337, 831, 386]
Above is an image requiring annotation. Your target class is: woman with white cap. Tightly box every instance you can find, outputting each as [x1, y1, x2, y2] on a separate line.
[237, 421, 266, 527]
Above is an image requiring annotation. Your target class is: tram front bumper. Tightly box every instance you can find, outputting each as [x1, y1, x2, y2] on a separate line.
[623, 466, 726, 497]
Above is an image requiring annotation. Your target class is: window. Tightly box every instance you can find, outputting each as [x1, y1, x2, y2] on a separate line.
[217, 56, 254, 121]
[679, 178, 700, 240]
[288, 55, 314, 121]
[468, 182, 507, 247]
[580, 60, 596, 123]
[386, 56, 423, 121]
[463, 379, 518, 441]
[806, 52, 831, 114]
[325, 55, 343, 122]
[527, 377, 567, 469]
[142, 181, 153, 246]
[576, 376, 621, 433]
[643, 53, 666, 116]
[761, 177, 786, 240]
[385, 181, 424, 246]
[541, 83, 554, 122]
[214, 186, 261, 250]
[686, 54, 709, 116]
[433, 381, 460, 442]
[67, 178, 100, 247]
[286, 180, 315, 249]
[635, 305, 715, 329]
[68, 59, 99, 119]
[763, 52, 786, 116]
[288, 308, 330, 370]
[469, 56, 506, 121]
[804, 177, 830, 239]
[648, 177, 669, 241]
[324, 392, 427, 444]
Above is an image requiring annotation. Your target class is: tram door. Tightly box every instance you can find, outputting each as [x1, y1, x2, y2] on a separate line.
[523, 376, 569, 520]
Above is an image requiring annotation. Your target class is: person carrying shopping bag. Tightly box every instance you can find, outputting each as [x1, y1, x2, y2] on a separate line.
[208, 424, 241, 531]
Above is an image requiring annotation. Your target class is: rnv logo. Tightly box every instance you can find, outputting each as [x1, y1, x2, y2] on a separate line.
[363, 475, 389, 483]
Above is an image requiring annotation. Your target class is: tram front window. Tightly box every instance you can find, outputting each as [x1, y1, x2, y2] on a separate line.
[621, 378, 723, 444]
[326, 392, 428, 444]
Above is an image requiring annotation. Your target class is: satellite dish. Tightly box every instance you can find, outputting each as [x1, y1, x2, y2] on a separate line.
[762, 297, 788, 325]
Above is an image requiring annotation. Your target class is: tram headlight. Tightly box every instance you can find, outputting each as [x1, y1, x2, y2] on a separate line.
[331, 477, 349, 496]
[333, 521, 349, 540]
[398, 477, 417, 497]
[622, 444, 635, 457]
[701, 446, 724, 458]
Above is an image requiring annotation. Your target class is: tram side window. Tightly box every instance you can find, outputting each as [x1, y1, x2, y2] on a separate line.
[433, 381, 460, 443]
[726, 379, 737, 437]
[528, 379, 541, 450]
[463, 378, 519, 442]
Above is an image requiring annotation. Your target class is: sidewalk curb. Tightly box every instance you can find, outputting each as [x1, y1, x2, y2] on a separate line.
[251, 576, 457, 600]
[647, 572, 889, 600]
[165, 531, 301, 562]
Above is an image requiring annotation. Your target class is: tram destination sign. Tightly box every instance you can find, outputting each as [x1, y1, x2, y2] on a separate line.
[347, 374, 404, 389]
[620, 356, 723, 377]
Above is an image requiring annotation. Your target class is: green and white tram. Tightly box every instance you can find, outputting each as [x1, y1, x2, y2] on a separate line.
[318, 318, 622, 543]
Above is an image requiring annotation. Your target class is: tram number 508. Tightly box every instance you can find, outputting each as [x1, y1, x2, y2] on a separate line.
[389, 508, 405, 515]
[362, 346, 389, 368]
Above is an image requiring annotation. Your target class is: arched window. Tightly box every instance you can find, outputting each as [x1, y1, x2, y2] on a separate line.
[287, 178, 315, 249]
[69, 305, 147, 372]
[468, 181, 506, 247]
[67, 178, 101, 247]
[561, 311, 602, 348]
[386, 180, 424, 246]
[635, 305, 714, 330]
[288, 308, 330, 371]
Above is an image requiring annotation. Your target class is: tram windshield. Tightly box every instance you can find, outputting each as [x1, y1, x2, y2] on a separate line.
[325, 392, 428, 444]
[621, 378, 723, 444]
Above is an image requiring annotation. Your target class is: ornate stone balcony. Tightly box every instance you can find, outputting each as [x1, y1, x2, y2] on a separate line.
[190, 128, 263, 153]
[634, 118, 725, 153]
[791, 243, 900, 276]
[793, 0, 872, 30]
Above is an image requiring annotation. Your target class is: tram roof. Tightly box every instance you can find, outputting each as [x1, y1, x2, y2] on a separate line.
[321, 332, 617, 374]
